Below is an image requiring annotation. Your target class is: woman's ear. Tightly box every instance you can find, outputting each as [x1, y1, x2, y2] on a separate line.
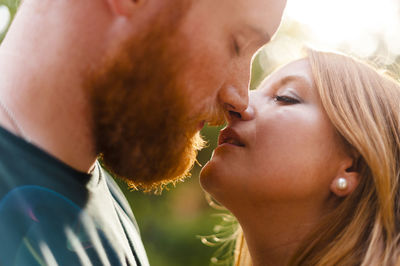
[330, 157, 361, 197]
[106, 0, 142, 17]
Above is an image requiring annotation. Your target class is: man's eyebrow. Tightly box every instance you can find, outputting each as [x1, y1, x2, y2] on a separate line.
[245, 24, 271, 45]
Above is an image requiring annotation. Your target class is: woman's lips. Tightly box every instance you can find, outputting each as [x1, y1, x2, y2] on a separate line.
[218, 127, 245, 147]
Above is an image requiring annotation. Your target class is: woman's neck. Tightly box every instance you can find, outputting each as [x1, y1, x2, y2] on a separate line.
[235, 201, 327, 266]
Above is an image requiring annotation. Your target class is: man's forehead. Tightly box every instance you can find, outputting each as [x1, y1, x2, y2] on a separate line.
[230, 0, 284, 34]
[243, 24, 271, 44]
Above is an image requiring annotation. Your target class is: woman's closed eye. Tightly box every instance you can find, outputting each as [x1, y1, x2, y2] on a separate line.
[273, 95, 300, 104]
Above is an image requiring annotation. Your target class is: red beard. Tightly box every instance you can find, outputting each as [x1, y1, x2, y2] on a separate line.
[85, 3, 206, 192]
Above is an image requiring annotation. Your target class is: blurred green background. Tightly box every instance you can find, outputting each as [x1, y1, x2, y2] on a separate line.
[2, 1, 400, 265]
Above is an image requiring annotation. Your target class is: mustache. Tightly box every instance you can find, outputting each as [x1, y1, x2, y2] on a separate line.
[204, 104, 226, 127]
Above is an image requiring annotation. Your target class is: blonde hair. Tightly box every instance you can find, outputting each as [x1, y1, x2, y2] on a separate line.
[235, 50, 400, 266]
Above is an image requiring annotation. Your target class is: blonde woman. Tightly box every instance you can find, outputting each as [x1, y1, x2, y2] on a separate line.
[200, 50, 400, 266]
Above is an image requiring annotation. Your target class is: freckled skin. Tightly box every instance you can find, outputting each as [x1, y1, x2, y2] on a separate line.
[0, 0, 287, 187]
[176, 0, 288, 122]
[86, 0, 288, 189]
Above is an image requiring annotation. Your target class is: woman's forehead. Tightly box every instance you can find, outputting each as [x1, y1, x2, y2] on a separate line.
[258, 58, 313, 90]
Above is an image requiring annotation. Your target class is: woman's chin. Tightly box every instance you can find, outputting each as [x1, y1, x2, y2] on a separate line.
[199, 159, 225, 194]
[199, 160, 215, 192]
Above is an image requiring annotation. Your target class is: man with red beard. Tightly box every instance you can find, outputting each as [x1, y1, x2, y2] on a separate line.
[0, 0, 287, 264]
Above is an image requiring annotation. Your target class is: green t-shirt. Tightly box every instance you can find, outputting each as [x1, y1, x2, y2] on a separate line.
[0, 126, 149, 266]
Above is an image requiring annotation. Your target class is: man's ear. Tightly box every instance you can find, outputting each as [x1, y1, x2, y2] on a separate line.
[330, 157, 361, 197]
[106, 0, 141, 17]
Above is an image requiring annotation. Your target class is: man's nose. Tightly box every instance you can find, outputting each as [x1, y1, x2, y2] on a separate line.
[218, 85, 249, 114]
[225, 103, 255, 124]
[218, 55, 253, 113]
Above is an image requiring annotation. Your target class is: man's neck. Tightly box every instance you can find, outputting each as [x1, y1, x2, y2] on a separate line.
[0, 0, 116, 173]
[0, 12, 100, 173]
[0, 50, 97, 173]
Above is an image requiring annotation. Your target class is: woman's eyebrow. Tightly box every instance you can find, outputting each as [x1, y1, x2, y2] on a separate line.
[258, 74, 311, 94]
[279, 75, 311, 88]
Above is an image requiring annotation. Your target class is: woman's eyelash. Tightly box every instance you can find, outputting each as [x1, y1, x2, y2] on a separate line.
[274, 95, 300, 104]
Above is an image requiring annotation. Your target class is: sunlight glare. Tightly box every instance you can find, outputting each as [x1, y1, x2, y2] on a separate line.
[0, 5, 10, 34]
[285, 0, 400, 61]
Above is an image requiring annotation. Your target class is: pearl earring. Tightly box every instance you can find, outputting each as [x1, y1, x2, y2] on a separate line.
[336, 177, 348, 190]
